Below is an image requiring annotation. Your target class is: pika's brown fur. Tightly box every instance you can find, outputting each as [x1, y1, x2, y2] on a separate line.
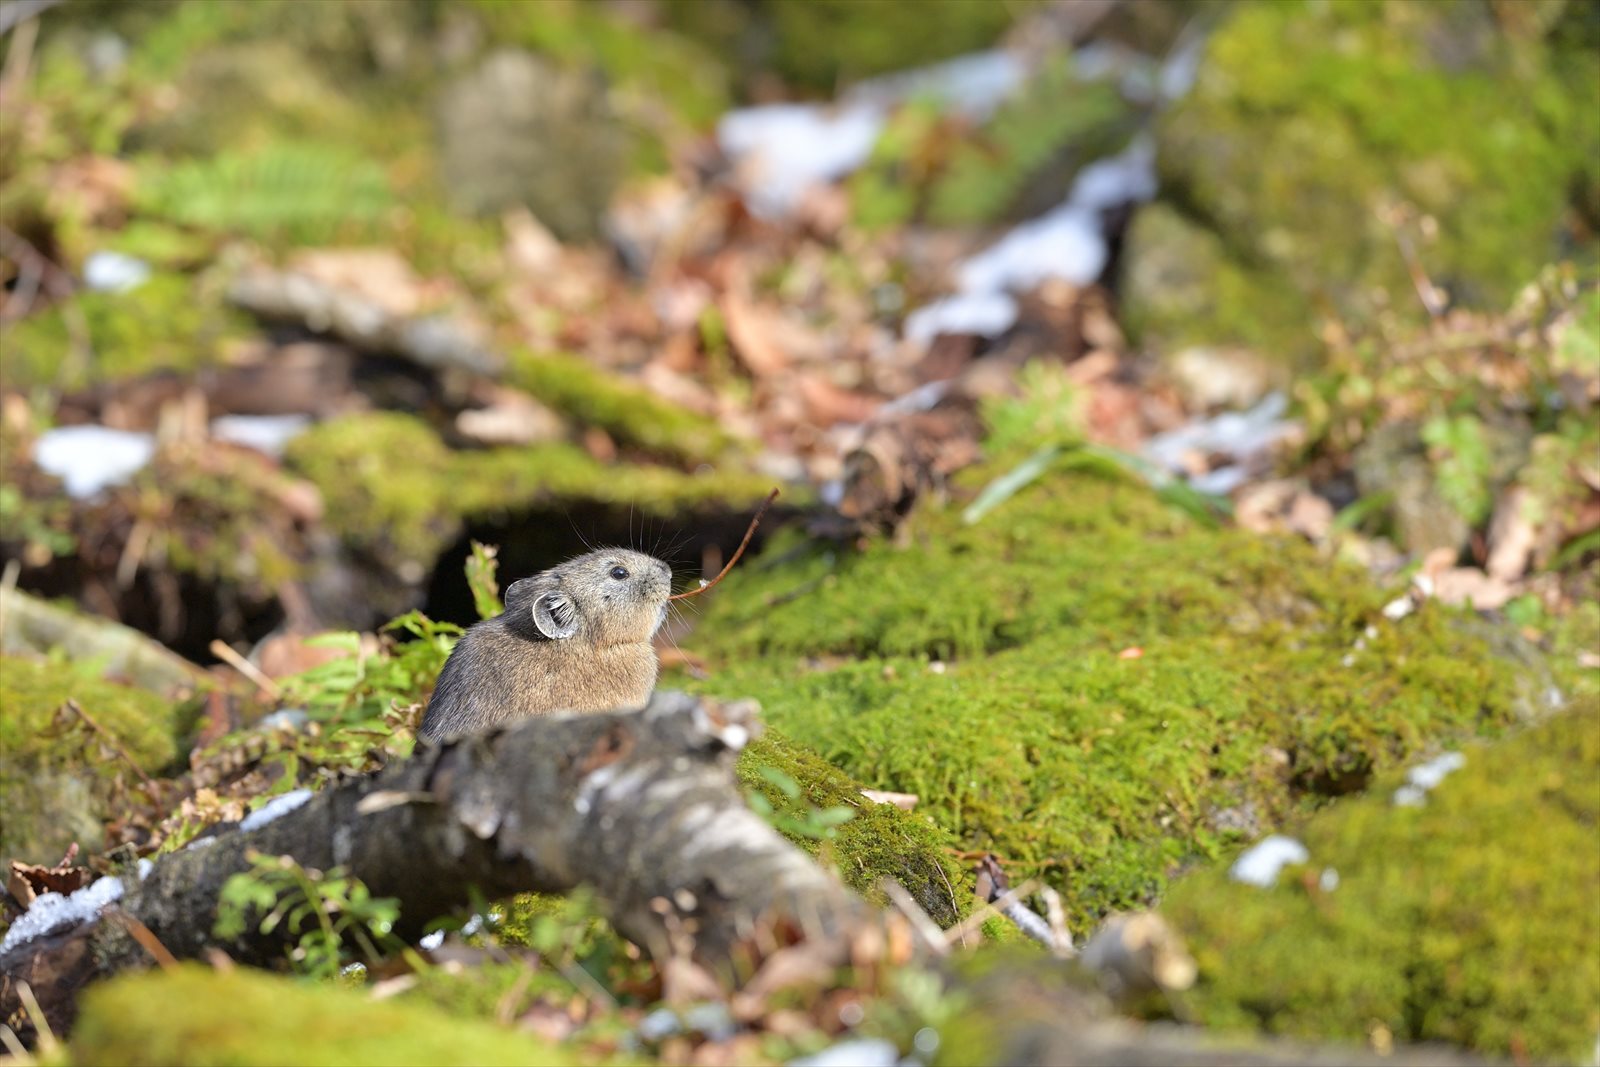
[418, 549, 671, 741]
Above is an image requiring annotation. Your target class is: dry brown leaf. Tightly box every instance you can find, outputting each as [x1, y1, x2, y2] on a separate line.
[1432, 567, 1517, 611]
[721, 294, 792, 378]
[1486, 485, 1537, 582]
[796, 376, 880, 427]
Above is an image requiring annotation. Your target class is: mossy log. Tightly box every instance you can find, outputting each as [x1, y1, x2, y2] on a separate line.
[0, 694, 878, 1029]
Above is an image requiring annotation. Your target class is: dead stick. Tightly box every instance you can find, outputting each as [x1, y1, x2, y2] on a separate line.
[111, 910, 179, 970]
[668, 489, 779, 601]
[209, 639, 283, 700]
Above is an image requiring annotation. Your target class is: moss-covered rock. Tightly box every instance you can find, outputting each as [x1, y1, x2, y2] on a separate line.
[506, 350, 733, 464]
[70, 963, 575, 1066]
[683, 462, 1528, 935]
[284, 411, 776, 576]
[0, 271, 246, 392]
[0, 654, 192, 870]
[762, 0, 1030, 95]
[1161, 699, 1600, 1063]
[1124, 0, 1599, 364]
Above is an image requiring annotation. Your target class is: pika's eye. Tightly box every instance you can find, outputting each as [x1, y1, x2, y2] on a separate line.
[609, 565, 629, 580]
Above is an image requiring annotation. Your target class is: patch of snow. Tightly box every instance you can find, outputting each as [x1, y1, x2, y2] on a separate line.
[419, 929, 446, 951]
[638, 1008, 681, 1042]
[0, 875, 125, 953]
[909, 136, 1157, 347]
[1142, 392, 1297, 493]
[1189, 465, 1250, 496]
[1069, 135, 1157, 212]
[33, 425, 156, 499]
[240, 788, 313, 832]
[83, 251, 151, 293]
[256, 708, 310, 732]
[903, 292, 1020, 348]
[1230, 834, 1309, 888]
[137, 858, 154, 881]
[720, 50, 1030, 219]
[211, 414, 311, 457]
[718, 103, 883, 218]
[789, 1038, 900, 1067]
[958, 206, 1107, 294]
[683, 1002, 736, 1041]
[1393, 752, 1465, 807]
[1319, 867, 1340, 892]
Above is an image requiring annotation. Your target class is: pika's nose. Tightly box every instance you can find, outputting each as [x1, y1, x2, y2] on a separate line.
[655, 561, 670, 581]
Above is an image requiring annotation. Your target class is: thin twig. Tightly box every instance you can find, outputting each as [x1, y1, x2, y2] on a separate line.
[1040, 885, 1075, 958]
[942, 878, 1041, 949]
[667, 489, 779, 601]
[61, 699, 158, 790]
[0, 1023, 31, 1061]
[879, 878, 948, 956]
[15, 982, 55, 1055]
[933, 859, 966, 948]
[112, 908, 180, 970]
[209, 639, 283, 700]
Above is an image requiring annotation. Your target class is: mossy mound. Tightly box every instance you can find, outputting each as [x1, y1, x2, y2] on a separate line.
[759, 0, 1028, 95]
[284, 411, 773, 575]
[0, 272, 247, 392]
[69, 963, 574, 1066]
[682, 464, 1526, 934]
[1161, 698, 1600, 1064]
[506, 350, 732, 464]
[0, 654, 192, 870]
[1124, 0, 1599, 363]
[738, 731, 970, 926]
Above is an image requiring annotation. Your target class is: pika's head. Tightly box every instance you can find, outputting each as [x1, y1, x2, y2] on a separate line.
[504, 548, 672, 647]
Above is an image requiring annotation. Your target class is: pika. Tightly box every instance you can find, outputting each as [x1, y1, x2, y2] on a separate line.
[418, 549, 672, 741]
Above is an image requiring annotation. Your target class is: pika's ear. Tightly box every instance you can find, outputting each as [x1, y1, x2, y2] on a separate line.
[531, 591, 578, 640]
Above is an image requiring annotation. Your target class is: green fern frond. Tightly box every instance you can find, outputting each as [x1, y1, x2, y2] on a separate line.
[136, 142, 393, 243]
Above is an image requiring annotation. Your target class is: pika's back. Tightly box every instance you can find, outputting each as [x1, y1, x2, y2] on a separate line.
[419, 548, 671, 741]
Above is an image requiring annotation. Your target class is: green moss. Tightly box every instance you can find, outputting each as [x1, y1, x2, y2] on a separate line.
[0, 654, 191, 868]
[506, 351, 732, 463]
[1162, 700, 1600, 1063]
[69, 963, 576, 1066]
[685, 463, 1524, 935]
[285, 411, 781, 570]
[283, 412, 458, 571]
[762, 0, 1030, 94]
[0, 272, 246, 392]
[1127, 0, 1597, 363]
[737, 731, 970, 926]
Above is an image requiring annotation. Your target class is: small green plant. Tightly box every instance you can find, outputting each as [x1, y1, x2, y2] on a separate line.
[746, 766, 856, 841]
[135, 141, 393, 244]
[214, 850, 402, 979]
[464, 540, 504, 621]
[980, 360, 1084, 456]
[276, 611, 462, 728]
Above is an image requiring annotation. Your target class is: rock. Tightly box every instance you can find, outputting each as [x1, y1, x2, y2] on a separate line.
[0, 655, 192, 872]
[1123, 1, 1597, 364]
[436, 49, 631, 242]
